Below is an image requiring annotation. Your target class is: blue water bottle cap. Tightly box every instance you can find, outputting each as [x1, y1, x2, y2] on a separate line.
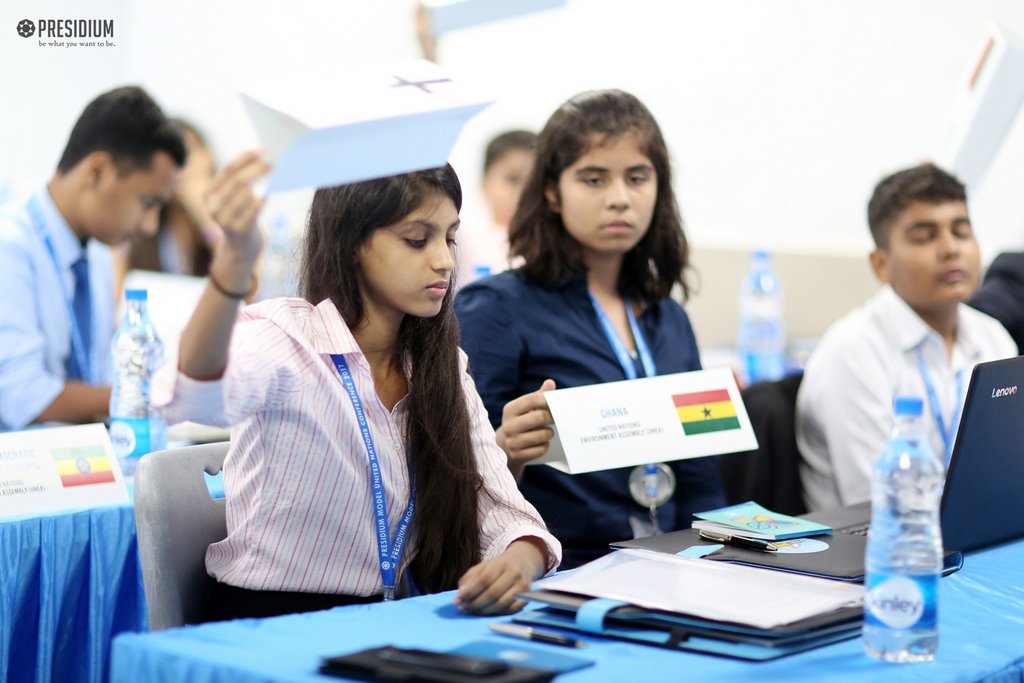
[893, 396, 924, 417]
[752, 248, 772, 261]
[125, 289, 147, 301]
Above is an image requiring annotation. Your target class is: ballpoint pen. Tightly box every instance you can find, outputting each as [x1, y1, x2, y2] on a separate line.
[489, 623, 589, 648]
[698, 529, 780, 552]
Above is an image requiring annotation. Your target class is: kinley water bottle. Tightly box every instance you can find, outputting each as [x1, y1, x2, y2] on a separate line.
[109, 289, 166, 477]
[863, 396, 944, 662]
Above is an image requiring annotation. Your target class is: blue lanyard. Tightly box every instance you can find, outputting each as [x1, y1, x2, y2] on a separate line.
[915, 348, 965, 465]
[330, 353, 416, 600]
[588, 292, 662, 491]
[26, 195, 91, 382]
[588, 292, 656, 380]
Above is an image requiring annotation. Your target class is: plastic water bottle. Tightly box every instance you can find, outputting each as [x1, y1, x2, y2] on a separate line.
[109, 289, 166, 477]
[737, 249, 786, 383]
[863, 396, 944, 662]
[258, 213, 297, 300]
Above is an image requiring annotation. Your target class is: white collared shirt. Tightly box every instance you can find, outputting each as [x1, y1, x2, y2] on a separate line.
[153, 297, 561, 595]
[0, 186, 114, 429]
[796, 285, 1017, 511]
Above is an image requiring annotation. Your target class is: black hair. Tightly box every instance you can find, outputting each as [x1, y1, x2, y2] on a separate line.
[508, 89, 690, 302]
[300, 165, 491, 593]
[867, 163, 967, 248]
[483, 130, 537, 175]
[56, 86, 186, 174]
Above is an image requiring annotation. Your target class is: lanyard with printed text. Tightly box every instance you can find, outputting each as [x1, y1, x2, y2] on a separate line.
[27, 195, 91, 382]
[588, 292, 668, 503]
[915, 348, 965, 465]
[330, 353, 415, 600]
[588, 292, 656, 380]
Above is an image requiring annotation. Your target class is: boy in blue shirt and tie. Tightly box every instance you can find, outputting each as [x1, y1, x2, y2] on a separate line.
[0, 86, 185, 430]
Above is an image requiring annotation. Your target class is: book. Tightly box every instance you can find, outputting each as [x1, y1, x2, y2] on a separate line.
[692, 501, 831, 540]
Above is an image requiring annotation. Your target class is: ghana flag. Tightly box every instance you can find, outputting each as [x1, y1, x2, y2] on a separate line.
[673, 389, 741, 436]
[52, 445, 116, 487]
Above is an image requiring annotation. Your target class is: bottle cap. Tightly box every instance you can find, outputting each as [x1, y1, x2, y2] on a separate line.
[125, 289, 148, 301]
[893, 396, 924, 417]
[752, 248, 771, 261]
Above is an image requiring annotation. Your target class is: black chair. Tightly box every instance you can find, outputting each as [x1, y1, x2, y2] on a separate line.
[719, 372, 806, 516]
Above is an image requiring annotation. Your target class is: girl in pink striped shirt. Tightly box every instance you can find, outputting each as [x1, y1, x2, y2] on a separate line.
[157, 152, 561, 621]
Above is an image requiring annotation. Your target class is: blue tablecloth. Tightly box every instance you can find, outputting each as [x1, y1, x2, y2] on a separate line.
[0, 501, 145, 683]
[111, 539, 1024, 682]
[0, 470, 225, 683]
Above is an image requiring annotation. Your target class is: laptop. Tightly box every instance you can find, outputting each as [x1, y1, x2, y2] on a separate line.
[615, 354, 1024, 578]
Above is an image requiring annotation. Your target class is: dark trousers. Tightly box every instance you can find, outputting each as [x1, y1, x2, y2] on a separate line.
[204, 581, 383, 622]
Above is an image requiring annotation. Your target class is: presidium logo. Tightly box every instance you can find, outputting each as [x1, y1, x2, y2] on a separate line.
[15, 18, 116, 47]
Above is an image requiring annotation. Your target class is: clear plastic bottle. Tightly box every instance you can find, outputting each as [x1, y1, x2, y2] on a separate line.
[863, 396, 944, 662]
[109, 289, 166, 478]
[257, 213, 297, 300]
[736, 249, 786, 383]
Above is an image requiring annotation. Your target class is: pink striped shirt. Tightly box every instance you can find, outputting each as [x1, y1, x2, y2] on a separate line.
[152, 297, 561, 595]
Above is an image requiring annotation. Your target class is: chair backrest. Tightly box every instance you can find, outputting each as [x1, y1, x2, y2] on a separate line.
[719, 373, 807, 516]
[134, 441, 229, 630]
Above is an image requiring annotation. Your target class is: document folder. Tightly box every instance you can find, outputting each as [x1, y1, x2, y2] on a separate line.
[515, 590, 861, 661]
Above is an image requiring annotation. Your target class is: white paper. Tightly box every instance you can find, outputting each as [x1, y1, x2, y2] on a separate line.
[0, 424, 129, 518]
[239, 60, 493, 193]
[535, 367, 757, 474]
[941, 25, 1024, 188]
[423, 0, 566, 34]
[536, 549, 863, 630]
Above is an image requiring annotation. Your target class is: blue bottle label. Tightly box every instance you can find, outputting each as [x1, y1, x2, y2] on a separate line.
[109, 417, 151, 460]
[864, 573, 937, 630]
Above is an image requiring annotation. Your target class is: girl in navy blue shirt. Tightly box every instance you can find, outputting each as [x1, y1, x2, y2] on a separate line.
[456, 90, 725, 568]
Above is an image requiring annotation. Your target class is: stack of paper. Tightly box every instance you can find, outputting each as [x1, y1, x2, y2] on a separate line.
[692, 501, 831, 541]
[535, 549, 862, 631]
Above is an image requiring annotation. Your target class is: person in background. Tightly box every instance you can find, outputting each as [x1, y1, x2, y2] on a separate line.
[118, 119, 217, 285]
[796, 163, 1016, 511]
[968, 252, 1024, 354]
[456, 90, 725, 569]
[0, 86, 184, 430]
[155, 154, 560, 621]
[459, 130, 537, 283]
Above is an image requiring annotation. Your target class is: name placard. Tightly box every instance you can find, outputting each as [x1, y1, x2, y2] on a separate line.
[535, 367, 757, 474]
[0, 423, 129, 518]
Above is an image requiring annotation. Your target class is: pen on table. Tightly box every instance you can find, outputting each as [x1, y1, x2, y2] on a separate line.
[698, 529, 779, 552]
[489, 622, 589, 648]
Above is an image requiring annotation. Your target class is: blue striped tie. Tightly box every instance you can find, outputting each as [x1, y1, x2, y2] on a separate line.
[65, 255, 91, 381]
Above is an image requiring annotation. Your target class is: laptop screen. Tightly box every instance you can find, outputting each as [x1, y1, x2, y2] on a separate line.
[941, 354, 1024, 552]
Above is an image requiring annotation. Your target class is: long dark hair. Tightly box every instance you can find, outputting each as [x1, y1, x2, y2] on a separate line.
[509, 89, 691, 302]
[300, 164, 482, 593]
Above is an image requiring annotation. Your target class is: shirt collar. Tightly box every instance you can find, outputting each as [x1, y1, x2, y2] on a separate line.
[876, 284, 980, 359]
[30, 185, 85, 269]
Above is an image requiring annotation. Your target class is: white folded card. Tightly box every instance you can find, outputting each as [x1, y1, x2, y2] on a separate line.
[0, 423, 129, 518]
[422, 0, 566, 34]
[535, 367, 757, 474]
[240, 60, 494, 193]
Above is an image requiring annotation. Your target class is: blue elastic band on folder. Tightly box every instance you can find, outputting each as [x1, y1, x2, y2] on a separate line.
[677, 544, 723, 559]
[575, 599, 628, 634]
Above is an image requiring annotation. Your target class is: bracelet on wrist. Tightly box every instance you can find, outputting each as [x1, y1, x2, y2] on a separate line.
[209, 270, 256, 301]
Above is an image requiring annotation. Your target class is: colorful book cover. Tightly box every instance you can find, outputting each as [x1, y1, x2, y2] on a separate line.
[692, 501, 831, 540]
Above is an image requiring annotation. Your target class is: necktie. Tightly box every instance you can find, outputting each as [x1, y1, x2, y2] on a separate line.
[65, 255, 92, 381]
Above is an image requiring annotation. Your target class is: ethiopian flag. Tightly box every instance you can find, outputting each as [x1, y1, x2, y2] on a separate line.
[673, 389, 741, 436]
[52, 445, 115, 487]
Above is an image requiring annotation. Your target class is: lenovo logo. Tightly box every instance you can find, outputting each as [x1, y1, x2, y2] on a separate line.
[991, 385, 1019, 398]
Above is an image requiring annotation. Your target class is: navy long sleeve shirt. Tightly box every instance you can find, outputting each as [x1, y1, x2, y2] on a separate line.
[455, 270, 725, 568]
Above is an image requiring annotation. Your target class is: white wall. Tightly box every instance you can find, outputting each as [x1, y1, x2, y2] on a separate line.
[2, 0, 1024, 261]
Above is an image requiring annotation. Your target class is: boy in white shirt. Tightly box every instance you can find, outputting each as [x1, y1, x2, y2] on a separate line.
[796, 163, 1016, 511]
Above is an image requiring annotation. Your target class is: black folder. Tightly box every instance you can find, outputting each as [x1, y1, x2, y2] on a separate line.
[515, 589, 861, 661]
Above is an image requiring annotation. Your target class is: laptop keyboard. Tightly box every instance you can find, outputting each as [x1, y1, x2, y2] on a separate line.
[836, 522, 869, 536]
